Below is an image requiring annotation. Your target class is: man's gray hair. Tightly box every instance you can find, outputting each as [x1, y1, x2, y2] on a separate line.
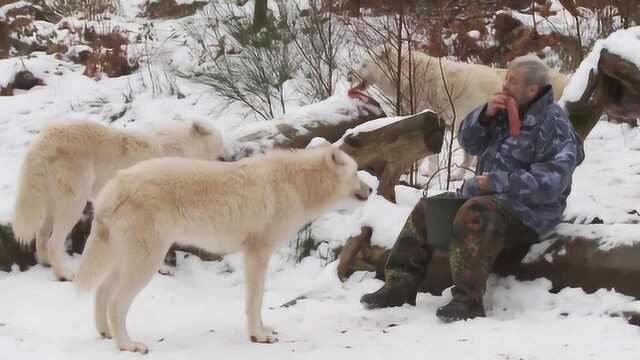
[508, 54, 551, 88]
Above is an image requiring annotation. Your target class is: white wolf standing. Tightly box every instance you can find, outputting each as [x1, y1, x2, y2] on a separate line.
[12, 119, 224, 281]
[350, 47, 568, 180]
[74, 146, 371, 353]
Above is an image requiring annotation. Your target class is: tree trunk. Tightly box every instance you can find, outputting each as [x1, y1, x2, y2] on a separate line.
[253, 0, 268, 33]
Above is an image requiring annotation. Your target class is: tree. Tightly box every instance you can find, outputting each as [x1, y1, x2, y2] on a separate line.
[182, 1, 300, 120]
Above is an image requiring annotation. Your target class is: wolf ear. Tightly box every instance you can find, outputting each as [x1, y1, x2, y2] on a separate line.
[326, 147, 346, 169]
[191, 120, 212, 136]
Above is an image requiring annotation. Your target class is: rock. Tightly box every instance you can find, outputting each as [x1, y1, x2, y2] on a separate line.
[12, 70, 44, 90]
[0, 223, 36, 272]
[144, 0, 208, 19]
[0, 70, 45, 96]
[66, 45, 93, 65]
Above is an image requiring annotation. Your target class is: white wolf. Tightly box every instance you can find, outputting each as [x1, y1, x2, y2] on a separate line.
[12, 119, 224, 281]
[350, 48, 568, 180]
[74, 146, 371, 353]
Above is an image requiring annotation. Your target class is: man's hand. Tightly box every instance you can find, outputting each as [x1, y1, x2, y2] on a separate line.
[486, 92, 509, 117]
[476, 173, 490, 193]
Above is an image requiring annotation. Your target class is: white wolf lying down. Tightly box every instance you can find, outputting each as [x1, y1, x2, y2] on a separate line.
[74, 146, 371, 353]
[12, 119, 224, 281]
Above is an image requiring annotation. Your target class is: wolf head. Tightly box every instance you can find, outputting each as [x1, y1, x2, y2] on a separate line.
[348, 58, 380, 93]
[347, 46, 406, 97]
[324, 146, 371, 204]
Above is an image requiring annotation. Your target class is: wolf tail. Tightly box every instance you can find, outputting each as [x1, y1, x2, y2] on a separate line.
[12, 141, 48, 245]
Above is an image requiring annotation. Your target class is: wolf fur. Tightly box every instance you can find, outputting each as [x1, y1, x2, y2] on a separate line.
[74, 146, 371, 353]
[11, 119, 224, 281]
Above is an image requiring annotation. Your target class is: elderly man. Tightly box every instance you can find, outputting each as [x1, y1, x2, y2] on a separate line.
[360, 55, 585, 322]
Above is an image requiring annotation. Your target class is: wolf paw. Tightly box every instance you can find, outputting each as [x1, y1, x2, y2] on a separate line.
[158, 265, 175, 276]
[55, 270, 74, 282]
[36, 253, 50, 267]
[119, 340, 149, 354]
[249, 326, 279, 344]
[97, 328, 112, 339]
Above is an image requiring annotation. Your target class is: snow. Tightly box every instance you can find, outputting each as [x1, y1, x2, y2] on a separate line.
[361, 194, 414, 248]
[508, 1, 610, 45]
[1, 253, 640, 359]
[0, 54, 245, 222]
[334, 111, 432, 147]
[279, 94, 381, 127]
[227, 94, 382, 155]
[0, 1, 34, 19]
[554, 223, 640, 250]
[467, 30, 481, 39]
[563, 122, 640, 228]
[1, 3, 640, 359]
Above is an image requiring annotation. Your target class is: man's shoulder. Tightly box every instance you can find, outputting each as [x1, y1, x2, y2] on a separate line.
[535, 102, 584, 163]
[537, 102, 573, 135]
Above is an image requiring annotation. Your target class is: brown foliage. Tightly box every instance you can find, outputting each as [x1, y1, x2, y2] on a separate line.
[46, 43, 69, 55]
[80, 27, 138, 78]
[82, 48, 138, 78]
[0, 20, 9, 59]
[0, 2, 62, 59]
[340, 0, 636, 71]
[4, 2, 61, 23]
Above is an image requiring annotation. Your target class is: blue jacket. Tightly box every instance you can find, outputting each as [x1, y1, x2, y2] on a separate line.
[458, 86, 585, 236]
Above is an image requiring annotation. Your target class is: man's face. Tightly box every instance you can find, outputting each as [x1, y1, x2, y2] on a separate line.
[502, 67, 539, 106]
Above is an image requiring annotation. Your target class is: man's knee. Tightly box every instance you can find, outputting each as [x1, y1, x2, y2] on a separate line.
[459, 196, 499, 215]
[452, 196, 505, 238]
[396, 198, 428, 242]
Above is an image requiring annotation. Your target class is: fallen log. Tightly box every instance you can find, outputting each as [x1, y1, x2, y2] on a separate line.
[227, 94, 386, 159]
[341, 229, 640, 300]
[338, 111, 445, 202]
[564, 48, 640, 139]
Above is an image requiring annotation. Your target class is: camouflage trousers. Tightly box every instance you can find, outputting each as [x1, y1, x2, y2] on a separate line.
[385, 195, 538, 302]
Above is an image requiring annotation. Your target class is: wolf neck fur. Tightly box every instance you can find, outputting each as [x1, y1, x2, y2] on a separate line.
[119, 129, 182, 161]
[274, 150, 339, 219]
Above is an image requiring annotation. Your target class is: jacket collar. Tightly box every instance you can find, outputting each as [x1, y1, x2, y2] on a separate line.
[521, 85, 554, 122]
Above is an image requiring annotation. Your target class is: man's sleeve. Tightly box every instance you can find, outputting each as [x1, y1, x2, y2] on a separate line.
[458, 105, 495, 156]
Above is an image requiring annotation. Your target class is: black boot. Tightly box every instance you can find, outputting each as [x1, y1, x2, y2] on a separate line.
[436, 287, 486, 322]
[360, 278, 417, 309]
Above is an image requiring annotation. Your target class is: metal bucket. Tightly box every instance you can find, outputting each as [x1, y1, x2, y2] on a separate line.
[424, 192, 467, 250]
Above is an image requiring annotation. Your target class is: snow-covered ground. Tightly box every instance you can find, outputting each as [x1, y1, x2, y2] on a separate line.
[1, 1, 640, 358]
[2, 251, 640, 360]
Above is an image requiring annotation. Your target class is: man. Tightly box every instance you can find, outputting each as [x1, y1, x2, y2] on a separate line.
[360, 55, 585, 322]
